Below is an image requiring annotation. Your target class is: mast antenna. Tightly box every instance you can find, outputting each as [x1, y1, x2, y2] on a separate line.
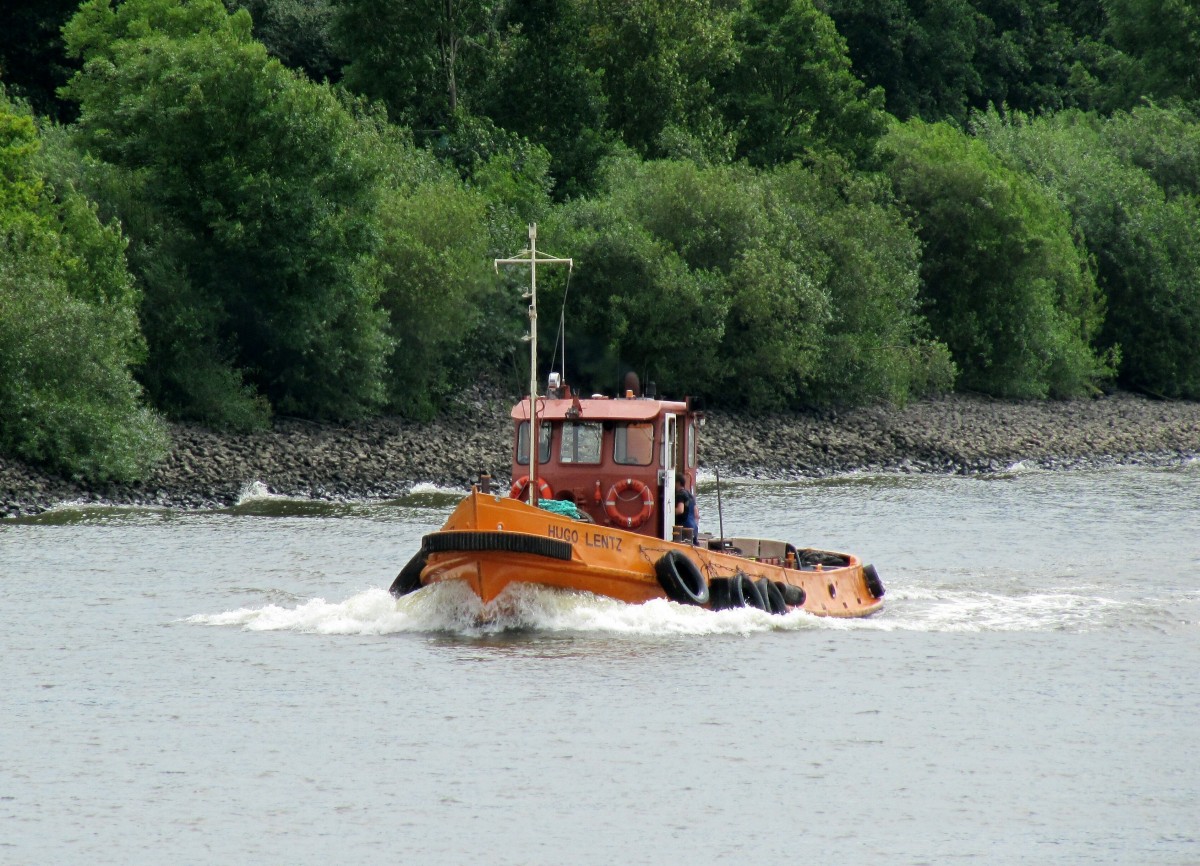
[494, 223, 573, 506]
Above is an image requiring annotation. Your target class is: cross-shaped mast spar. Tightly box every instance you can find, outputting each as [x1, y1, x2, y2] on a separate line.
[494, 223, 573, 506]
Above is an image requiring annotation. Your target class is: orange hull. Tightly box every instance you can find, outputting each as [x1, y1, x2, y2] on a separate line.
[406, 490, 883, 617]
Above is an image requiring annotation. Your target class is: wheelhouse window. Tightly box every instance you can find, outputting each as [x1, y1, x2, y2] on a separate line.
[614, 422, 655, 466]
[687, 420, 697, 468]
[560, 422, 602, 464]
[516, 421, 551, 465]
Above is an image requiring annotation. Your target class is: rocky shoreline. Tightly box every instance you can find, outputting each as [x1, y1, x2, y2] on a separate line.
[3, 390, 1199, 518]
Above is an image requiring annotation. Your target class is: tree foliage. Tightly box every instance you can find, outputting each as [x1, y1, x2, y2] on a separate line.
[333, 0, 501, 136]
[0, 0, 81, 121]
[546, 156, 950, 407]
[1, 0, 1198, 487]
[0, 96, 167, 480]
[976, 108, 1200, 398]
[572, 0, 738, 160]
[720, 0, 887, 166]
[883, 119, 1110, 397]
[225, 0, 341, 83]
[476, 0, 613, 199]
[364, 127, 498, 417]
[1101, 104, 1200, 199]
[820, 0, 986, 123]
[766, 161, 955, 403]
[1103, 0, 1200, 106]
[63, 0, 391, 426]
[822, 0, 1137, 122]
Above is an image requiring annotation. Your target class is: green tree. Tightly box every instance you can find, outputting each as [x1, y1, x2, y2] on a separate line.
[823, 0, 1124, 121]
[600, 158, 819, 406]
[546, 155, 949, 408]
[1104, 0, 1200, 105]
[0, 0, 80, 121]
[883, 119, 1110, 397]
[334, 0, 500, 137]
[765, 161, 954, 403]
[0, 96, 167, 481]
[1102, 104, 1200, 199]
[544, 180, 729, 399]
[977, 109, 1200, 398]
[478, 0, 614, 199]
[719, 0, 887, 166]
[821, 0, 985, 123]
[63, 0, 391, 425]
[573, 0, 738, 159]
[361, 126, 498, 417]
[225, 0, 341, 82]
[970, 0, 1087, 113]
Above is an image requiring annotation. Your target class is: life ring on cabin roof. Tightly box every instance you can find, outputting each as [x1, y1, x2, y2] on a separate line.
[604, 478, 654, 528]
[510, 475, 553, 501]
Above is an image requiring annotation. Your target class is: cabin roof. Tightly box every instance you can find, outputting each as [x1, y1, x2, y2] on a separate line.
[510, 396, 688, 422]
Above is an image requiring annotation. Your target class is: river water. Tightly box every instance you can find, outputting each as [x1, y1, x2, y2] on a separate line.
[2, 464, 1198, 865]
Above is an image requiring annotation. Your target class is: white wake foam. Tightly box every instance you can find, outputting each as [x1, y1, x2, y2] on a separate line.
[407, 481, 465, 496]
[186, 581, 832, 636]
[235, 480, 282, 505]
[875, 580, 1127, 632]
[186, 577, 1145, 636]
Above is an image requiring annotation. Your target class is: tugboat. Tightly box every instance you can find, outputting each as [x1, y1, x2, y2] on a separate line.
[390, 226, 884, 617]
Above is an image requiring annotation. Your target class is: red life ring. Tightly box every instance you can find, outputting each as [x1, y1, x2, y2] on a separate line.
[604, 478, 654, 528]
[510, 475, 553, 501]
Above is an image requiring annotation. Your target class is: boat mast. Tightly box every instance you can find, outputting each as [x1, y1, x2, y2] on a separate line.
[495, 223, 573, 506]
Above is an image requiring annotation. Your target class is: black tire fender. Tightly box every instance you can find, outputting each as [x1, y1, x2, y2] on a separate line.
[757, 578, 789, 615]
[864, 563, 885, 599]
[708, 577, 733, 610]
[778, 582, 807, 607]
[654, 550, 710, 605]
[423, 530, 572, 560]
[729, 572, 766, 610]
[390, 549, 427, 597]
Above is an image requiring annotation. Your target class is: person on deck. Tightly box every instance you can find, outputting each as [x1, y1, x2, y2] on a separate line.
[674, 473, 698, 540]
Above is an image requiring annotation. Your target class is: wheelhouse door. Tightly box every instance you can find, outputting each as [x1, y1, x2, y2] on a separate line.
[660, 413, 677, 540]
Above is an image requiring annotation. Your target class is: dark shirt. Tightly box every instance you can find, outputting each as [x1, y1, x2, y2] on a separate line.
[675, 486, 698, 531]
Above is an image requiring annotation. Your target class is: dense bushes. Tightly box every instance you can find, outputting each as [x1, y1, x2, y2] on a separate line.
[2, 0, 1199, 482]
[545, 157, 951, 408]
[721, 0, 888, 167]
[0, 97, 167, 480]
[976, 107, 1200, 398]
[63, 0, 391, 426]
[372, 132, 496, 419]
[882, 119, 1111, 398]
[767, 163, 955, 404]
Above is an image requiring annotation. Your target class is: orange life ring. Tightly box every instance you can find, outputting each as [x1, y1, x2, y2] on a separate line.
[510, 475, 553, 501]
[604, 478, 654, 528]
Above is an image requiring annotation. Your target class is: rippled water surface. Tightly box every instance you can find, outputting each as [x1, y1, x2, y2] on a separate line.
[3, 467, 1198, 865]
